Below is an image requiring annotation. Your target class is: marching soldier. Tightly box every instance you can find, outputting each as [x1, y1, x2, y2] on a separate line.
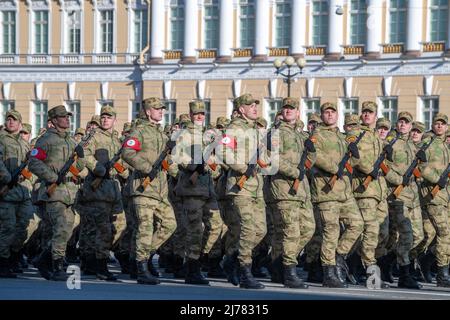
[28, 105, 86, 281]
[20, 124, 32, 144]
[310, 102, 364, 288]
[73, 128, 85, 143]
[307, 113, 321, 133]
[121, 97, 177, 285]
[376, 118, 391, 141]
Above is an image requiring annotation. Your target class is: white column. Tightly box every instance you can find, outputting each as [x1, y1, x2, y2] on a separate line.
[446, 6, 450, 53]
[365, 0, 382, 57]
[150, 0, 164, 62]
[405, 0, 422, 56]
[326, 0, 344, 59]
[218, 0, 233, 61]
[254, 0, 269, 60]
[291, 0, 306, 57]
[183, 0, 198, 62]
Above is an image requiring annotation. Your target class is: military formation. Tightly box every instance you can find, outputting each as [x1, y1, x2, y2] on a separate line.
[0, 95, 449, 292]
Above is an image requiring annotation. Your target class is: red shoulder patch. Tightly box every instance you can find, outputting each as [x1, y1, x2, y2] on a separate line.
[123, 137, 141, 151]
[30, 147, 47, 161]
[220, 134, 237, 150]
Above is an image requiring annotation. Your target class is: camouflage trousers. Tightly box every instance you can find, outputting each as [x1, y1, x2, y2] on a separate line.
[253, 202, 274, 261]
[182, 197, 223, 260]
[272, 200, 315, 266]
[219, 198, 236, 257]
[25, 213, 41, 245]
[231, 196, 267, 266]
[424, 204, 450, 267]
[389, 201, 424, 266]
[318, 197, 364, 266]
[305, 204, 323, 264]
[374, 201, 390, 259]
[160, 201, 187, 258]
[410, 207, 437, 260]
[356, 198, 389, 266]
[111, 211, 127, 250]
[201, 203, 225, 260]
[131, 196, 176, 262]
[114, 196, 134, 256]
[0, 199, 34, 259]
[41, 201, 76, 260]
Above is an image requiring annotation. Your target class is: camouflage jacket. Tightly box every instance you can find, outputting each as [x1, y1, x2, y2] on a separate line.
[270, 121, 316, 202]
[219, 116, 264, 198]
[0, 144, 11, 185]
[79, 127, 128, 203]
[173, 123, 217, 198]
[121, 119, 172, 201]
[350, 125, 390, 201]
[28, 128, 85, 205]
[310, 124, 354, 203]
[418, 134, 450, 206]
[0, 130, 31, 202]
[384, 132, 420, 208]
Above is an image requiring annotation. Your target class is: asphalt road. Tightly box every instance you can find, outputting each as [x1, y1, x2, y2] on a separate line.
[1, 262, 450, 300]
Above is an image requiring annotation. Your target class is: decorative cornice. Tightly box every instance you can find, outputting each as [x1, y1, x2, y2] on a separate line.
[125, 0, 148, 10]
[25, 0, 50, 10]
[58, 0, 82, 11]
[92, 0, 115, 10]
[0, 0, 18, 10]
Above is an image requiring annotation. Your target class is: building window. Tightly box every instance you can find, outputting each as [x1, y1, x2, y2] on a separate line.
[304, 98, 321, 118]
[389, 0, 407, 43]
[430, 0, 448, 42]
[342, 98, 359, 115]
[163, 100, 177, 125]
[66, 101, 80, 135]
[380, 97, 398, 123]
[66, 10, 81, 54]
[170, 0, 184, 50]
[100, 10, 113, 53]
[1, 11, 16, 54]
[0, 100, 14, 125]
[266, 98, 283, 124]
[34, 101, 48, 137]
[132, 101, 141, 120]
[204, 0, 219, 49]
[240, 0, 255, 48]
[34, 10, 48, 54]
[312, 0, 328, 46]
[350, 0, 367, 45]
[275, 0, 291, 47]
[133, 9, 148, 53]
[422, 97, 439, 130]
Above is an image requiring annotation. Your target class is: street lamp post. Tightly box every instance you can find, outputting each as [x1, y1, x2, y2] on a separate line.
[273, 57, 306, 97]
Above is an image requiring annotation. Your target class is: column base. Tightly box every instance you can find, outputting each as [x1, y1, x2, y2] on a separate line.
[180, 56, 197, 64]
[250, 54, 268, 62]
[363, 52, 381, 60]
[214, 56, 232, 63]
[323, 53, 342, 61]
[400, 50, 421, 59]
[148, 57, 164, 65]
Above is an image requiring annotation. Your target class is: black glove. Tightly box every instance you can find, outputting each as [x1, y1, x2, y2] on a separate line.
[74, 145, 84, 158]
[384, 145, 394, 162]
[415, 150, 427, 163]
[437, 172, 449, 189]
[56, 174, 65, 185]
[304, 139, 316, 153]
[195, 164, 206, 175]
[402, 174, 410, 187]
[369, 168, 379, 180]
[348, 142, 360, 159]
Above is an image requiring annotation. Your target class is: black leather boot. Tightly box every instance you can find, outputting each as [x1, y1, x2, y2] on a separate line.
[185, 258, 209, 285]
[129, 257, 137, 280]
[335, 254, 350, 285]
[377, 252, 395, 283]
[136, 260, 160, 285]
[322, 265, 347, 288]
[398, 264, 422, 289]
[436, 265, 450, 288]
[173, 255, 186, 278]
[239, 264, 265, 289]
[306, 259, 323, 283]
[147, 252, 160, 277]
[0, 257, 17, 278]
[36, 249, 53, 280]
[283, 264, 308, 289]
[269, 255, 284, 284]
[96, 258, 117, 281]
[9, 251, 23, 273]
[418, 251, 435, 283]
[83, 253, 97, 276]
[251, 252, 268, 278]
[51, 258, 68, 281]
[207, 256, 226, 278]
[114, 251, 130, 274]
[223, 252, 239, 286]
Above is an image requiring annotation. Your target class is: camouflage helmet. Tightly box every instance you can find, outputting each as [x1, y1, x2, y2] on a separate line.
[216, 116, 229, 129]
[433, 112, 448, 124]
[233, 93, 260, 110]
[20, 123, 32, 134]
[376, 117, 391, 130]
[308, 112, 322, 124]
[344, 114, 360, 126]
[397, 111, 413, 123]
[411, 121, 425, 133]
[255, 117, 268, 129]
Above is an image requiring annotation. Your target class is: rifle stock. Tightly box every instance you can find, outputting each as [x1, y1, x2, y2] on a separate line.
[393, 184, 403, 198]
[237, 175, 247, 190]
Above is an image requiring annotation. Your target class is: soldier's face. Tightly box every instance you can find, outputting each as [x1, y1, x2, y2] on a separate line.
[100, 114, 116, 130]
[410, 129, 423, 143]
[53, 115, 71, 130]
[74, 134, 83, 142]
[361, 110, 376, 126]
[281, 106, 297, 123]
[191, 112, 205, 126]
[147, 107, 164, 122]
[432, 120, 448, 136]
[307, 121, 317, 132]
[321, 109, 338, 126]
[396, 119, 412, 134]
[239, 103, 258, 120]
[377, 127, 390, 140]
[20, 132, 31, 142]
[5, 116, 21, 133]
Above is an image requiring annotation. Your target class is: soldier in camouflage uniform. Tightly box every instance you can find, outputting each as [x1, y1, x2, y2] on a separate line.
[270, 98, 316, 289]
[20, 123, 32, 144]
[121, 97, 177, 285]
[307, 113, 321, 133]
[217, 93, 268, 289]
[417, 113, 450, 287]
[383, 111, 424, 289]
[73, 128, 85, 143]
[76, 106, 129, 281]
[311, 102, 364, 288]
[0, 110, 33, 278]
[28, 105, 86, 281]
[376, 118, 391, 141]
